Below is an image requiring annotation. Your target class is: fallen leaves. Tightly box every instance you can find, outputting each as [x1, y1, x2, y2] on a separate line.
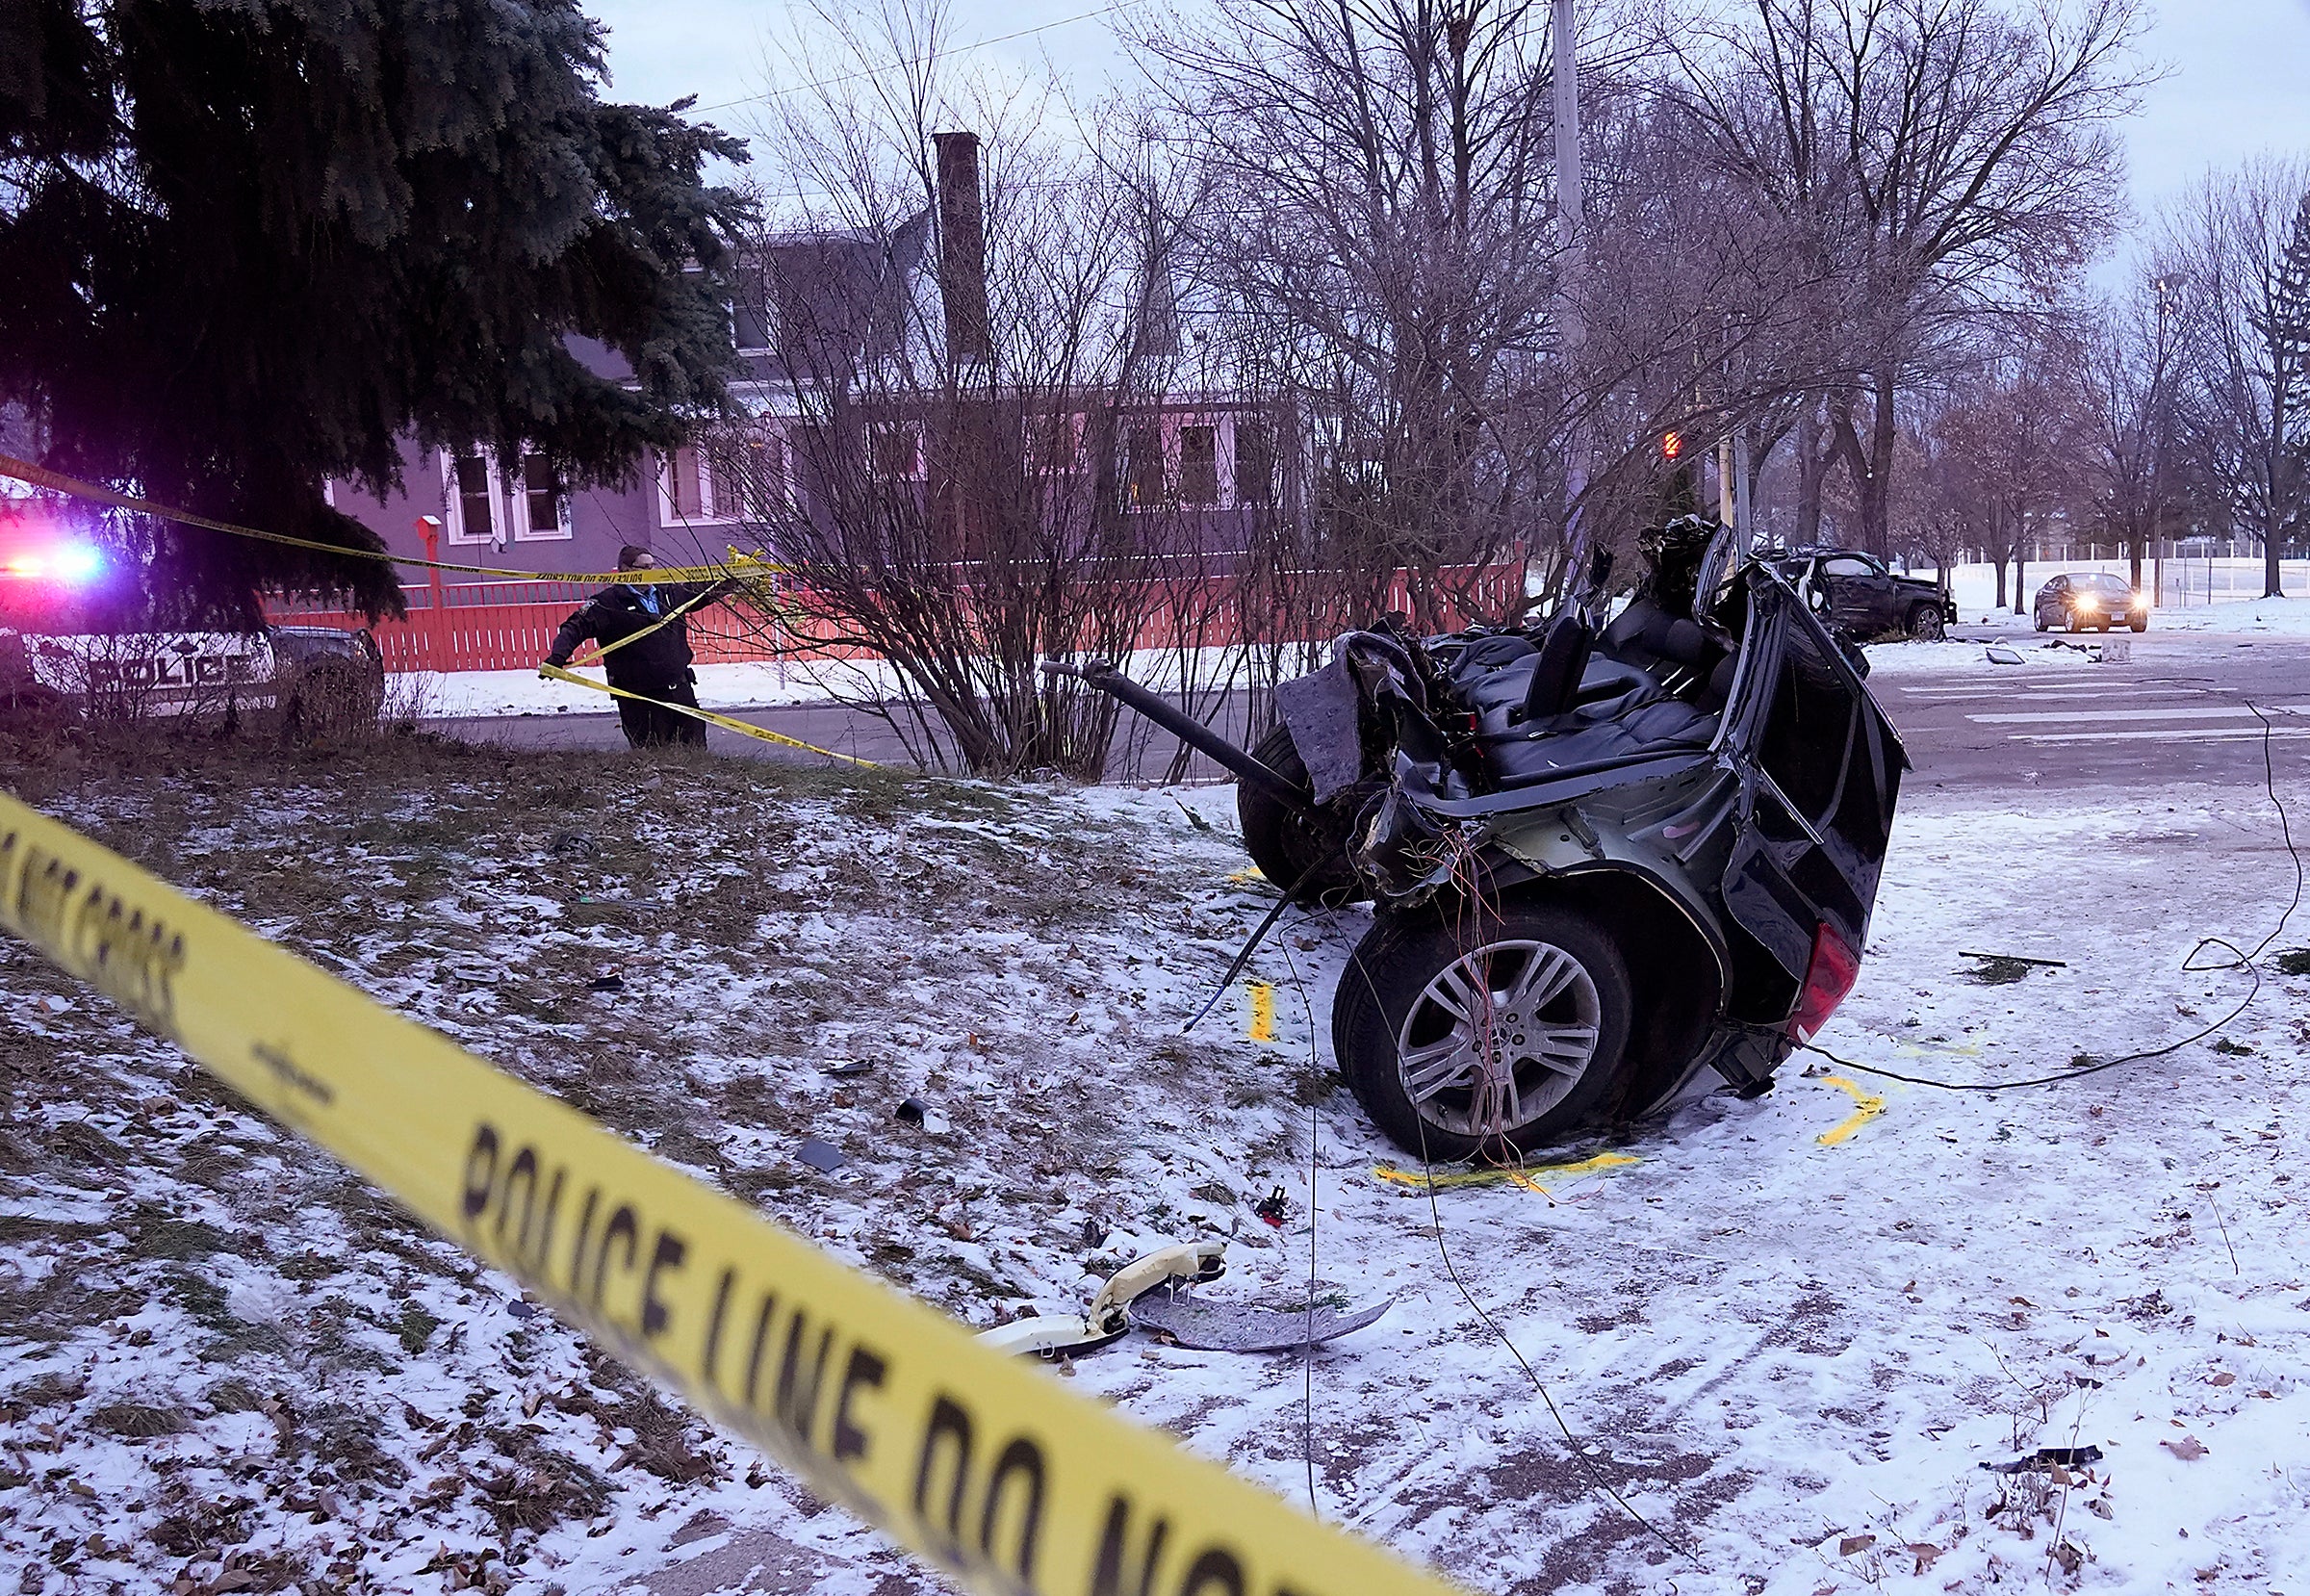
[2162, 1433, 2208, 1461]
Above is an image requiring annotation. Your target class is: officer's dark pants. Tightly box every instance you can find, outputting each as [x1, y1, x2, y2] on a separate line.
[612, 676, 708, 749]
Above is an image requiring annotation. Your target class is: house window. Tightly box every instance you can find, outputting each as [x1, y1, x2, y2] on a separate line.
[871, 424, 923, 480]
[707, 432, 786, 519]
[1234, 421, 1275, 507]
[663, 436, 786, 527]
[1026, 411, 1080, 476]
[667, 447, 706, 520]
[732, 294, 776, 353]
[515, 453, 570, 541]
[1178, 425, 1219, 506]
[444, 451, 503, 545]
[1124, 424, 1165, 509]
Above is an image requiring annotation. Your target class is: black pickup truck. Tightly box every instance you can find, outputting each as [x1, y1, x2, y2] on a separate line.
[1764, 548, 1956, 642]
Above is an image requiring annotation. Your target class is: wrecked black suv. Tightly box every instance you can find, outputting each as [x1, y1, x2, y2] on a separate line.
[1061, 519, 1906, 1160]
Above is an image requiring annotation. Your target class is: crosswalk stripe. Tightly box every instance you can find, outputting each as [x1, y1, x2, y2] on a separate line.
[1969, 705, 2259, 726]
[2013, 725, 2310, 744]
[1899, 687, 2184, 703]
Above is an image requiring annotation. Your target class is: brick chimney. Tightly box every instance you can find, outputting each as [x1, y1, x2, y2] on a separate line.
[933, 131, 991, 364]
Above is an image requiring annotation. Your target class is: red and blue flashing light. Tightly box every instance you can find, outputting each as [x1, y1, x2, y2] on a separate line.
[3, 543, 105, 584]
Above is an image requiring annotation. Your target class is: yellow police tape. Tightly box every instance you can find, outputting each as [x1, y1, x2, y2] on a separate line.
[0, 790, 1461, 1596]
[538, 663, 878, 768]
[0, 452, 769, 586]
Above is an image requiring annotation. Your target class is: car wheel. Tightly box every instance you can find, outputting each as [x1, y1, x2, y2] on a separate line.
[280, 658, 387, 741]
[2130, 616, 2147, 632]
[1906, 604, 1945, 641]
[2034, 613, 2048, 632]
[0, 683, 78, 730]
[1237, 725, 1363, 905]
[1333, 902, 1634, 1161]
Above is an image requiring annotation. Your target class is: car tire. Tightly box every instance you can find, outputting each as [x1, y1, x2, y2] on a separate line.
[1906, 605, 1945, 641]
[0, 683, 78, 730]
[1333, 902, 1635, 1161]
[2034, 614, 2048, 632]
[1237, 725, 1363, 905]
[2130, 617, 2147, 632]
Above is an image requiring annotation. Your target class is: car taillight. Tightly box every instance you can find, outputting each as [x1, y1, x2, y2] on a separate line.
[1787, 921, 1861, 1043]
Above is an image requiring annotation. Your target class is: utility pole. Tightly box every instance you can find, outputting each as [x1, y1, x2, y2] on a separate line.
[2147, 272, 2186, 602]
[1552, 0, 1586, 569]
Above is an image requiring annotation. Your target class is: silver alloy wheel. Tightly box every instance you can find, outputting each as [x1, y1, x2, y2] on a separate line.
[1394, 939, 1603, 1140]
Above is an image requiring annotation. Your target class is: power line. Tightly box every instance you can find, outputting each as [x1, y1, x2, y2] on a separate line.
[692, 2, 1128, 116]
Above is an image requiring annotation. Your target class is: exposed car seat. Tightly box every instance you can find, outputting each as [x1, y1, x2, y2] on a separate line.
[1520, 612, 1594, 722]
[1441, 600, 1728, 791]
[1599, 598, 1720, 682]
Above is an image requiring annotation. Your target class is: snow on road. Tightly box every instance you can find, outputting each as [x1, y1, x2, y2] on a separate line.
[3, 740, 2307, 1594]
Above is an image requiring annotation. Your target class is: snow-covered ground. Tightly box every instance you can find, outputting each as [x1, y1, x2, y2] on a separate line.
[4, 738, 2308, 1594]
[403, 657, 901, 719]
[404, 644, 1312, 720]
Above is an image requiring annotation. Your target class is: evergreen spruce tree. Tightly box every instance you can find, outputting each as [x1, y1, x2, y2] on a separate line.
[0, 0, 748, 620]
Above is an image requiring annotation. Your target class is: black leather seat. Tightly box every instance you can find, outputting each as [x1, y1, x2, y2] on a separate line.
[1441, 604, 1726, 790]
[1484, 697, 1718, 786]
[1600, 598, 1718, 679]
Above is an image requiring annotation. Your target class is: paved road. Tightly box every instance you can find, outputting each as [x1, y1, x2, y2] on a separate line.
[427, 628, 2310, 795]
[1877, 629, 2310, 794]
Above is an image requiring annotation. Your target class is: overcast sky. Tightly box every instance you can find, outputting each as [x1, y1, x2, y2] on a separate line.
[589, 0, 2310, 237]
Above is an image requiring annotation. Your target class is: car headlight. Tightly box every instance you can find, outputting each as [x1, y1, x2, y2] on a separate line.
[2075, 594, 2099, 611]
[2130, 595, 2147, 610]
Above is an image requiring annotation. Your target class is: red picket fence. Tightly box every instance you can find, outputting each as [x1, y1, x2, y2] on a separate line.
[268, 565, 1527, 674]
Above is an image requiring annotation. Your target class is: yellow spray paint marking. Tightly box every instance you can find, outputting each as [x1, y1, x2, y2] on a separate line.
[1815, 1075, 1886, 1146]
[1895, 1039, 1981, 1059]
[1246, 980, 1276, 1042]
[1372, 1150, 1640, 1196]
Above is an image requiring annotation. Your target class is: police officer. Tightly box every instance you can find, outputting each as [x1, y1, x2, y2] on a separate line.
[541, 546, 719, 749]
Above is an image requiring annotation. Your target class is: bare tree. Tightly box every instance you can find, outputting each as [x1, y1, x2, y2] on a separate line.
[2162, 158, 2310, 600]
[1664, 0, 2146, 553]
[1129, 0, 1587, 629]
[2077, 270, 2188, 587]
[683, 0, 1231, 779]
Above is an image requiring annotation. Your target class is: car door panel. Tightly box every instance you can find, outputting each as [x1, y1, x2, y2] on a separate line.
[1718, 578, 1904, 988]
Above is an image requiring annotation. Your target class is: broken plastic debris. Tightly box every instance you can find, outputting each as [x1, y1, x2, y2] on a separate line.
[1252, 1186, 1291, 1227]
[1080, 1216, 1110, 1249]
[1984, 646, 2026, 665]
[894, 1096, 929, 1126]
[1130, 1284, 1394, 1351]
[794, 1138, 846, 1173]
[1979, 1445, 2103, 1474]
[822, 1060, 874, 1078]
[585, 975, 624, 992]
[977, 1241, 1225, 1359]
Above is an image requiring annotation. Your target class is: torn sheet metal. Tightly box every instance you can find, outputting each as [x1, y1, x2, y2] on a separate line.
[1129, 1285, 1393, 1352]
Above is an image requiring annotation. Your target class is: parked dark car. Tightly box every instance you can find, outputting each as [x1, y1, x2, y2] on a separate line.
[2035, 572, 2147, 632]
[1765, 547, 1955, 641]
[1059, 518, 1906, 1160]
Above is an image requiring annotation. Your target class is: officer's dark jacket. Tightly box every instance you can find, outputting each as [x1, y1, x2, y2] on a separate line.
[544, 582, 715, 689]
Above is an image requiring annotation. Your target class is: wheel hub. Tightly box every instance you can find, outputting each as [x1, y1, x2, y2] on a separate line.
[1394, 938, 1603, 1141]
